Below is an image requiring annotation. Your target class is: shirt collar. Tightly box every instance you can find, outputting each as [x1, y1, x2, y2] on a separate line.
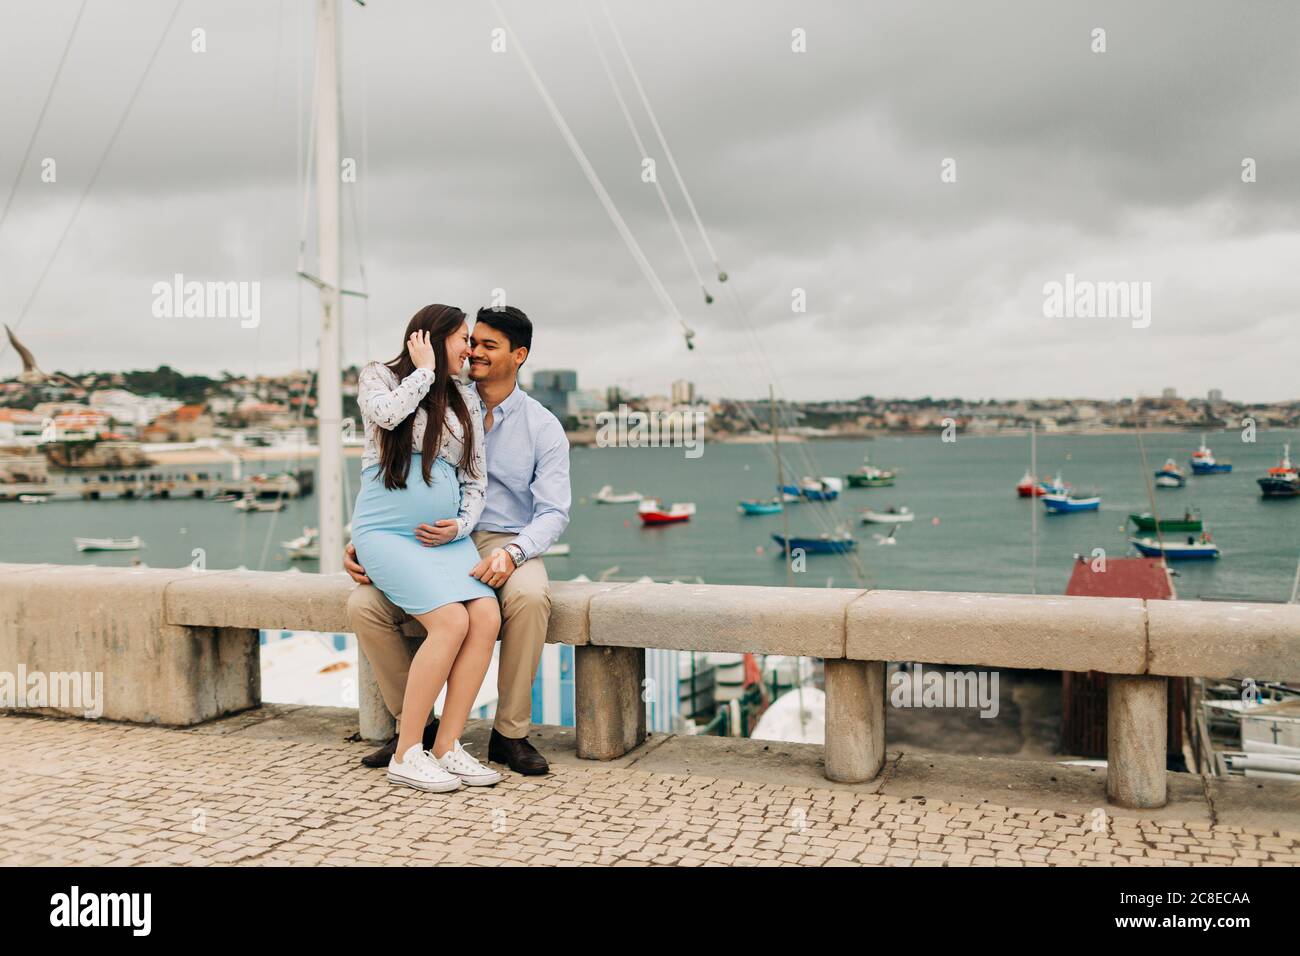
[476, 382, 524, 421]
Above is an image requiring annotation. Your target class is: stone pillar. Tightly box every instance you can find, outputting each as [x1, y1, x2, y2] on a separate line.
[1107, 674, 1168, 809]
[824, 659, 886, 783]
[357, 651, 394, 743]
[575, 645, 646, 760]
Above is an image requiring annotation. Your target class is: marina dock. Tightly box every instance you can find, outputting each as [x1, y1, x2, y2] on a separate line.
[0, 468, 313, 503]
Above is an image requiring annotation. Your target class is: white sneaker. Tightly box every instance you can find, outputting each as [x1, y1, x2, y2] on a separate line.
[437, 740, 503, 787]
[387, 744, 462, 793]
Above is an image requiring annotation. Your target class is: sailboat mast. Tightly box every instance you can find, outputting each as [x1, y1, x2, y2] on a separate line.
[314, 0, 344, 573]
[771, 385, 793, 586]
[1030, 422, 1037, 594]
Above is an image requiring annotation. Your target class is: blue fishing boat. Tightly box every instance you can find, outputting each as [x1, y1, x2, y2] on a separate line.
[738, 498, 783, 515]
[1190, 435, 1232, 474]
[1130, 535, 1220, 560]
[1154, 458, 1186, 488]
[779, 477, 840, 502]
[1042, 492, 1101, 513]
[770, 532, 856, 554]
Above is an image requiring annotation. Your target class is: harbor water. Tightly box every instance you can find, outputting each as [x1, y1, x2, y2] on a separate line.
[4, 429, 1298, 602]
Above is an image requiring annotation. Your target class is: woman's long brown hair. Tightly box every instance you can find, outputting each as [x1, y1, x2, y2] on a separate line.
[376, 304, 478, 491]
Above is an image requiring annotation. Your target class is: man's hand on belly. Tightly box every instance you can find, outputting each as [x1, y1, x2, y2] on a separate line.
[414, 519, 459, 547]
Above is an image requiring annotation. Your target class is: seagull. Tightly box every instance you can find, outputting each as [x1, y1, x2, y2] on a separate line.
[4, 324, 81, 389]
[873, 524, 900, 546]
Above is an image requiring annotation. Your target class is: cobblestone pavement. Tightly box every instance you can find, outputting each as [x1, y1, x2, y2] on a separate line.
[1, 716, 1297, 867]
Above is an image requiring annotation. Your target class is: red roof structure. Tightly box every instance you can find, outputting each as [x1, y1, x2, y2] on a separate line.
[1065, 556, 1174, 601]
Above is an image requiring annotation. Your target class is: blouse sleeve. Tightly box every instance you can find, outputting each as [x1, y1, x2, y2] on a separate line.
[357, 362, 434, 430]
[453, 384, 487, 541]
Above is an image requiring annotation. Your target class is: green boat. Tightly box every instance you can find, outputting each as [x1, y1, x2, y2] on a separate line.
[845, 456, 896, 488]
[1128, 510, 1202, 533]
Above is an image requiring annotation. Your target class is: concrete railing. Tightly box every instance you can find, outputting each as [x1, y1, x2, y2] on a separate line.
[2, 563, 1298, 809]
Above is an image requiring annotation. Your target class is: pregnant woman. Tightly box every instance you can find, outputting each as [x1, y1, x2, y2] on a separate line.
[353, 303, 503, 793]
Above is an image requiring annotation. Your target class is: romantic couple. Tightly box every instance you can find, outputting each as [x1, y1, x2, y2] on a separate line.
[342, 303, 570, 794]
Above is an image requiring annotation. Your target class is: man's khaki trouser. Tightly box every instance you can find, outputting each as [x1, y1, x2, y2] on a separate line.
[346, 530, 551, 739]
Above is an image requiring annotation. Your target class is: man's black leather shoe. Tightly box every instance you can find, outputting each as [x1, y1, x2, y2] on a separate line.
[359, 718, 439, 768]
[488, 729, 550, 775]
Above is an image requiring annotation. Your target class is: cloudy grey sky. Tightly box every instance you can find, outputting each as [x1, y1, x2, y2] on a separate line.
[1, 0, 1297, 402]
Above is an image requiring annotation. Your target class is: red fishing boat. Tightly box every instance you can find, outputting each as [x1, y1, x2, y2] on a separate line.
[1016, 471, 1069, 497]
[638, 498, 696, 524]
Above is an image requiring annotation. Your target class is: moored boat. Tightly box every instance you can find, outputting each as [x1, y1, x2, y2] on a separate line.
[1017, 472, 1069, 497]
[1257, 444, 1300, 498]
[1130, 534, 1220, 560]
[638, 498, 696, 524]
[1154, 458, 1186, 488]
[738, 498, 783, 515]
[785, 477, 840, 501]
[770, 531, 856, 554]
[75, 535, 145, 552]
[1128, 509, 1202, 533]
[861, 506, 914, 524]
[846, 456, 896, 488]
[234, 494, 285, 512]
[281, 527, 320, 560]
[1042, 492, 1101, 513]
[594, 484, 642, 504]
[1190, 435, 1232, 474]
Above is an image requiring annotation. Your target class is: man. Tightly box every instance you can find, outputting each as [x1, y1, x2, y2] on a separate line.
[344, 305, 571, 775]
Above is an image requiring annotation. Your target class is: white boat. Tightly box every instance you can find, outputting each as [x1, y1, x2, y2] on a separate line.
[234, 495, 285, 513]
[281, 527, 320, 560]
[75, 536, 145, 552]
[861, 506, 914, 524]
[594, 484, 641, 504]
[543, 542, 571, 557]
[18, 494, 50, 504]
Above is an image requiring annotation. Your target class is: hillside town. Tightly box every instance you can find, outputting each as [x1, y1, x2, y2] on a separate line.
[2, 363, 1298, 481]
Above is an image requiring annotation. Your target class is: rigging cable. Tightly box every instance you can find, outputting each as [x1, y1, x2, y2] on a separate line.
[599, 0, 725, 282]
[0, 0, 185, 362]
[492, 2, 865, 584]
[594, 3, 867, 579]
[585, 7, 714, 306]
[486, 0, 695, 351]
[0, 0, 89, 236]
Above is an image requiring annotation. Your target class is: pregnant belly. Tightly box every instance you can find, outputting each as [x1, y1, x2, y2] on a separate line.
[352, 457, 461, 538]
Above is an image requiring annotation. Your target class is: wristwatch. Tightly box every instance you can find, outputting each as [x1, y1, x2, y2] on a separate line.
[504, 543, 526, 567]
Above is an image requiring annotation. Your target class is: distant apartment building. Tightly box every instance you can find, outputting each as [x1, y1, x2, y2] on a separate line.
[529, 369, 577, 419]
[88, 389, 183, 427]
[142, 404, 214, 443]
[0, 409, 45, 446]
[567, 389, 609, 426]
[1207, 388, 1224, 406]
[50, 409, 111, 441]
[1161, 387, 1178, 400]
[671, 379, 695, 406]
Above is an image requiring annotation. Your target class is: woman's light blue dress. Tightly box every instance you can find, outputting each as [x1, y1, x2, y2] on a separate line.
[352, 454, 495, 615]
[351, 364, 494, 616]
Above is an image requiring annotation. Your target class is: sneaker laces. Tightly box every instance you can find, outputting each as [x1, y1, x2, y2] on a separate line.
[442, 741, 488, 774]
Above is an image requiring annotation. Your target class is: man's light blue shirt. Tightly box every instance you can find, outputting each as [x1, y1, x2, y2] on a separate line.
[474, 382, 571, 561]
